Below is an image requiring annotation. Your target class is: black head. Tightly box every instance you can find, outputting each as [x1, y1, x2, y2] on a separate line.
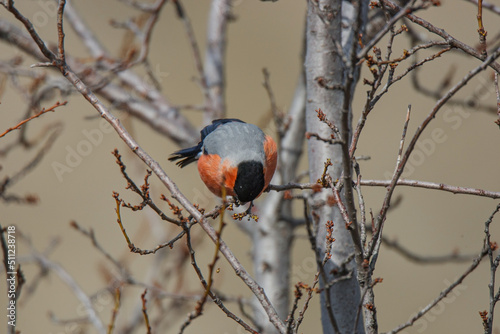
[234, 161, 265, 203]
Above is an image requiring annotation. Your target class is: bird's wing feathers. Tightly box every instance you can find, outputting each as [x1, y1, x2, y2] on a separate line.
[169, 119, 245, 168]
[200, 118, 245, 141]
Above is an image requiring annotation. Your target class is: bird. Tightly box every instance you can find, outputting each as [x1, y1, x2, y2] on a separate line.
[169, 118, 277, 204]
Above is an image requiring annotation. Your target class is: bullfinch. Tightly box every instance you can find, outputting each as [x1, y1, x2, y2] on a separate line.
[169, 119, 277, 203]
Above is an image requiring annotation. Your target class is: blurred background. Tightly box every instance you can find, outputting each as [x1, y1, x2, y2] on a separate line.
[1, 0, 500, 333]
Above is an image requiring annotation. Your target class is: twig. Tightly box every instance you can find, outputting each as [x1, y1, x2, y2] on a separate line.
[386, 244, 489, 333]
[369, 47, 500, 268]
[482, 203, 500, 333]
[32, 253, 106, 333]
[464, 0, 500, 15]
[368, 105, 411, 265]
[494, 72, 500, 127]
[381, 235, 478, 264]
[381, 0, 500, 72]
[181, 223, 258, 334]
[131, 0, 167, 66]
[1, 125, 61, 204]
[294, 273, 319, 333]
[0, 101, 66, 139]
[263, 68, 284, 138]
[141, 289, 152, 334]
[328, 178, 352, 230]
[303, 199, 340, 334]
[114, 195, 134, 248]
[267, 182, 318, 192]
[112, 149, 183, 225]
[476, 0, 488, 59]
[360, 179, 500, 199]
[357, 0, 417, 60]
[368, 45, 452, 117]
[354, 277, 383, 334]
[269, 178, 500, 200]
[107, 286, 122, 334]
[112, 193, 187, 255]
[173, 0, 209, 104]
[353, 161, 367, 251]
[306, 131, 343, 145]
[56, 0, 66, 63]
[194, 198, 226, 316]
[69, 221, 125, 274]
[316, 108, 342, 140]
[55, 1, 199, 145]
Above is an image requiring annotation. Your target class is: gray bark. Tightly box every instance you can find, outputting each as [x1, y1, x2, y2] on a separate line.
[305, 1, 366, 333]
[203, 0, 231, 122]
[250, 73, 306, 333]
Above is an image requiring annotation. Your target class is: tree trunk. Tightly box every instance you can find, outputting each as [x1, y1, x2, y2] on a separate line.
[251, 72, 306, 333]
[305, 1, 366, 333]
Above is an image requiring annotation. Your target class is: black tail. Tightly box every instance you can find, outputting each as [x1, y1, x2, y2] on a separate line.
[168, 144, 202, 168]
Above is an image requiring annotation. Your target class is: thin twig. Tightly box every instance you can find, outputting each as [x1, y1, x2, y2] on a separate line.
[173, 0, 209, 103]
[1, 125, 62, 204]
[357, 0, 417, 60]
[476, 0, 488, 59]
[31, 253, 106, 333]
[368, 105, 411, 265]
[381, 235, 478, 264]
[494, 72, 500, 127]
[303, 199, 340, 333]
[483, 203, 500, 333]
[269, 178, 500, 200]
[0, 101, 66, 139]
[107, 286, 121, 334]
[56, 0, 66, 63]
[381, 0, 500, 72]
[194, 198, 226, 316]
[181, 222, 258, 334]
[69, 221, 126, 274]
[360, 179, 500, 199]
[141, 289, 152, 334]
[112, 149, 183, 225]
[369, 47, 500, 269]
[386, 245, 489, 333]
[263, 68, 284, 139]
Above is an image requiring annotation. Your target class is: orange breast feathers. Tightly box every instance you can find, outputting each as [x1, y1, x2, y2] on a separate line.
[263, 135, 278, 189]
[197, 154, 238, 198]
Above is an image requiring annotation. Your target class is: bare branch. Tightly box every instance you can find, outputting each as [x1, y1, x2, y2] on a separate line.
[380, 0, 500, 72]
[464, 0, 500, 16]
[203, 0, 233, 121]
[141, 289, 152, 334]
[386, 241, 489, 333]
[107, 286, 122, 334]
[369, 45, 500, 269]
[495, 72, 500, 126]
[360, 179, 500, 199]
[0, 101, 66, 139]
[357, 0, 417, 60]
[30, 251, 106, 333]
[476, 0, 488, 59]
[482, 203, 500, 333]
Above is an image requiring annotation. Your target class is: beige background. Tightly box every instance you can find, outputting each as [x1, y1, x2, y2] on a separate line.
[1, 0, 500, 333]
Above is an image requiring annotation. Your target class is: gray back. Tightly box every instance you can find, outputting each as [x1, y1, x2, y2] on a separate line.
[202, 122, 266, 166]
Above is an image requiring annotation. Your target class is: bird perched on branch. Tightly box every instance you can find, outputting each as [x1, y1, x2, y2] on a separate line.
[169, 119, 277, 203]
